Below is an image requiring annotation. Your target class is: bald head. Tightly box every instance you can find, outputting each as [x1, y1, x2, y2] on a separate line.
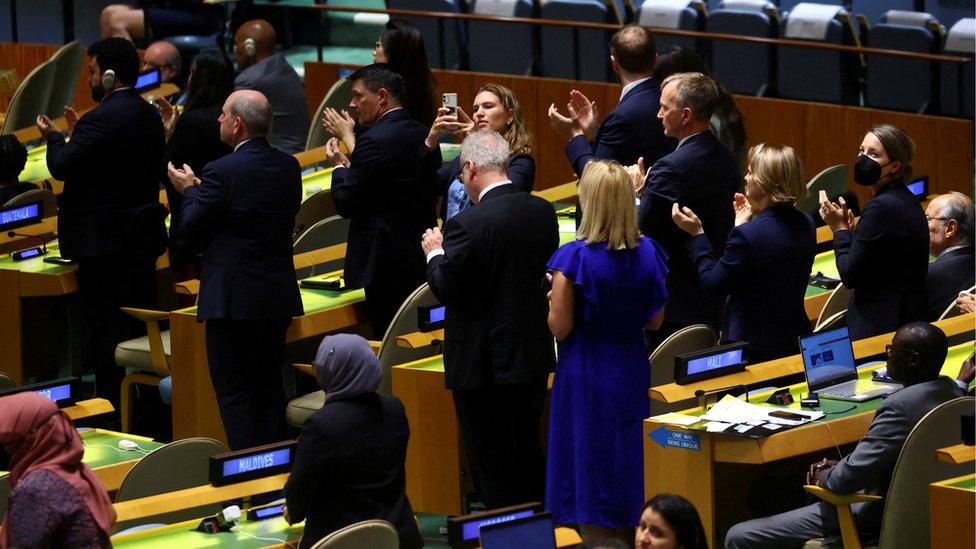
[234, 19, 277, 68]
[926, 192, 975, 256]
[219, 90, 272, 147]
[142, 40, 181, 83]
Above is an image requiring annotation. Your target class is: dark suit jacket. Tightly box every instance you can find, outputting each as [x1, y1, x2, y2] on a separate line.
[46, 88, 167, 259]
[833, 180, 928, 339]
[427, 184, 558, 390]
[818, 377, 963, 536]
[332, 108, 439, 289]
[180, 138, 303, 321]
[638, 131, 739, 328]
[436, 153, 534, 219]
[564, 78, 675, 176]
[688, 204, 816, 362]
[234, 54, 310, 154]
[162, 103, 231, 269]
[927, 245, 975, 320]
[285, 393, 423, 549]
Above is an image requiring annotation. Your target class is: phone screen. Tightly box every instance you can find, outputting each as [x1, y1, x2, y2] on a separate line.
[768, 410, 807, 421]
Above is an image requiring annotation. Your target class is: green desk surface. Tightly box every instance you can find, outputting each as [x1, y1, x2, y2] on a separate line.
[112, 515, 303, 548]
[0, 241, 75, 275]
[79, 429, 163, 469]
[176, 286, 364, 317]
[559, 218, 577, 246]
[397, 354, 445, 373]
[20, 144, 51, 183]
[805, 250, 839, 298]
[948, 476, 976, 491]
[301, 167, 333, 200]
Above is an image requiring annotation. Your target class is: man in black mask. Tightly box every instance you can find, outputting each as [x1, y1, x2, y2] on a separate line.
[36, 37, 167, 411]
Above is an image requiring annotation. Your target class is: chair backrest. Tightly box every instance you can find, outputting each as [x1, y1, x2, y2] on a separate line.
[864, 18, 937, 113]
[648, 324, 718, 414]
[539, 0, 611, 81]
[940, 18, 975, 118]
[815, 282, 849, 328]
[113, 437, 227, 531]
[796, 164, 848, 212]
[294, 190, 338, 242]
[777, 3, 860, 105]
[814, 309, 847, 332]
[325, 0, 388, 48]
[1, 58, 58, 134]
[468, 0, 536, 75]
[293, 215, 350, 278]
[0, 371, 14, 389]
[938, 284, 975, 320]
[47, 41, 85, 117]
[707, 2, 778, 96]
[306, 78, 354, 150]
[924, 0, 973, 29]
[877, 396, 974, 549]
[376, 283, 442, 395]
[385, 0, 466, 69]
[637, 0, 705, 52]
[309, 519, 399, 549]
[3, 188, 58, 219]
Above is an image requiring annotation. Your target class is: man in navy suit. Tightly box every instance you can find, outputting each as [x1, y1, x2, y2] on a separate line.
[925, 192, 975, 319]
[328, 64, 439, 337]
[38, 37, 167, 409]
[726, 322, 965, 548]
[548, 25, 674, 177]
[638, 72, 739, 335]
[168, 90, 303, 450]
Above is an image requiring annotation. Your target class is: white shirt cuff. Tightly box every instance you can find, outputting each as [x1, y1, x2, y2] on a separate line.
[426, 248, 445, 262]
[955, 378, 970, 391]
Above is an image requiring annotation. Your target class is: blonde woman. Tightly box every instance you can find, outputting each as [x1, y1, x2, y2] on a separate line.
[546, 160, 668, 542]
[672, 143, 816, 361]
[424, 83, 534, 220]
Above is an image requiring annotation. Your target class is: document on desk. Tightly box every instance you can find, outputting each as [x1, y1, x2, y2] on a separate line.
[701, 395, 824, 426]
[648, 412, 701, 427]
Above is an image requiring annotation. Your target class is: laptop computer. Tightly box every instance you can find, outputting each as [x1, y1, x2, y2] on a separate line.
[479, 512, 556, 549]
[798, 326, 901, 402]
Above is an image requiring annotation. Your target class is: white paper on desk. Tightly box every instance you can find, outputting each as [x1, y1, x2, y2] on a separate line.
[705, 421, 732, 432]
[648, 412, 701, 426]
[701, 395, 824, 425]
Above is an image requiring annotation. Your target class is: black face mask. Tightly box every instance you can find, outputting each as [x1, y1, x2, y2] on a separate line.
[853, 154, 892, 186]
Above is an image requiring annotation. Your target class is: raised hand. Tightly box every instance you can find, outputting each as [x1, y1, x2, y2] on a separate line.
[548, 102, 582, 139]
[568, 89, 598, 141]
[733, 193, 753, 226]
[672, 203, 704, 236]
[819, 190, 850, 232]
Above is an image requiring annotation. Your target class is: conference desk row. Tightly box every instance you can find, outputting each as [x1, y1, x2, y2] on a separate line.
[392, 314, 974, 521]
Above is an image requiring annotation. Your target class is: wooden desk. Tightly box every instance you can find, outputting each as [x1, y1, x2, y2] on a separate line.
[169, 287, 367, 444]
[80, 428, 164, 492]
[649, 313, 975, 405]
[644, 341, 974, 542]
[936, 444, 976, 465]
[930, 474, 975, 549]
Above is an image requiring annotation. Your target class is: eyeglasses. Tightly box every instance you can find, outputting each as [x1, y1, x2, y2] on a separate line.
[885, 344, 920, 361]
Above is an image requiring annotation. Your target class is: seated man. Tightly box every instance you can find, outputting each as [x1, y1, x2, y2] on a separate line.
[142, 40, 181, 85]
[0, 135, 37, 205]
[101, 1, 224, 42]
[925, 192, 975, 319]
[725, 322, 964, 548]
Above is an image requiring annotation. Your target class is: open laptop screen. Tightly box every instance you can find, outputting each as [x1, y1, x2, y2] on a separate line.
[479, 512, 556, 549]
[799, 326, 857, 391]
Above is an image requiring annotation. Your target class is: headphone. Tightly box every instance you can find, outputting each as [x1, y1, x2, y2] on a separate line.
[101, 69, 116, 90]
[244, 37, 256, 58]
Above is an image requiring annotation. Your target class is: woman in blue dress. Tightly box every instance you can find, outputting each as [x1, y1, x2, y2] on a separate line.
[546, 160, 669, 542]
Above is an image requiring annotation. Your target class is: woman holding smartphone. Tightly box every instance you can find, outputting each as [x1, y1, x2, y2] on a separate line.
[424, 83, 535, 220]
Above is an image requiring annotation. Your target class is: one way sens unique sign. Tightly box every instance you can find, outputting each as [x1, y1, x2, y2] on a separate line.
[649, 427, 701, 452]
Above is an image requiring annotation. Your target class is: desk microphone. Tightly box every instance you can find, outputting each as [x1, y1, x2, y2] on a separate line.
[7, 231, 48, 254]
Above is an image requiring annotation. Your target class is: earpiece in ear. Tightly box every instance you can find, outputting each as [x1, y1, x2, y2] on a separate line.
[244, 37, 256, 58]
[101, 69, 116, 90]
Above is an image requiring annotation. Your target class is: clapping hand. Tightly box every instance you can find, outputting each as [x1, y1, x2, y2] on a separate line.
[806, 458, 838, 485]
[166, 162, 199, 195]
[326, 137, 350, 168]
[64, 107, 79, 137]
[156, 97, 178, 141]
[568, 90, 598, 141]
[733, 193, 753, 227]
[672, 203, 704, 236]
[624, 157, 646, 196]
[957, 292, 976, 315]
[547, 102, 583, 139]
[35, 115, 61, 139]
[421, 227, 443, 256]
[819, 190, 854, 232]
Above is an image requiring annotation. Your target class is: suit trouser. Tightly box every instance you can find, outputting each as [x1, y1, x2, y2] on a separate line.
[77, 254, 157, 408]
[205, 317, 290, 450]
[364, 280, 422, 339]
[452, 377, 547, 510]
[724, 501, 865, 548]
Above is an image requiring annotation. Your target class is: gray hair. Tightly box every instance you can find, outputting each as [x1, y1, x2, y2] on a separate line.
[460, 130, 509, 173]
[230, 94, 272, 136]
[661, 71, 721, 121]
[938, 191, 975, 246]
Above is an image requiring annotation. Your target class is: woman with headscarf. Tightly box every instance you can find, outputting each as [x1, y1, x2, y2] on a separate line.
[0, 392, 116, 548]
[284, 334, 423, 549]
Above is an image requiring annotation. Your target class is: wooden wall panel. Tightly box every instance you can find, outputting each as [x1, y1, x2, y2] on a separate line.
[303, 61, 974, 196]
[0, 42, 60, 111]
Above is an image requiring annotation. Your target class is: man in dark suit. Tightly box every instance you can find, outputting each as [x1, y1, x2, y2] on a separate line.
[328, 64, 439, 337]
[638, 71, 739, 333]
[38, 37, 167, 408]
[726, 322, 965, 548]
[233, 19, 310, 153]
[925, 192, 975, 319]
[168, 90, 303, 450]
[422, 130, 558, 509]
[548, 25, 674, 177]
